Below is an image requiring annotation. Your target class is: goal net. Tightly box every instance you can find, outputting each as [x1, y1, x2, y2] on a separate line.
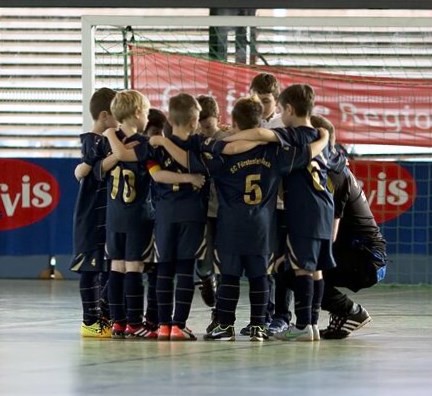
[82, 15, 432, 283]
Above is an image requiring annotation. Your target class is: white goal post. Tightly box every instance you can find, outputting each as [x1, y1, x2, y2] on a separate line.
[81, 14, 432, 141]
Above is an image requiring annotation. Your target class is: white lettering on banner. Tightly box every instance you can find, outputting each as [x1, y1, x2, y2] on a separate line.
[0, 175, 52, 217]
[357, 172, 410, 207]
[339, 103, 432, 132]
[32, 183, 53, 208]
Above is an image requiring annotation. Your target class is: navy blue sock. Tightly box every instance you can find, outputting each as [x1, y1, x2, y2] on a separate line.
[249, 275, 269, 326]
[145, 268, 158, 326]
[99, 271, 109, 301]
[108, 271, 126, 324]
[312, 278, 324, 325]
[294, 275, 314, 329]
[125, 271, 144, 326]
[156, 261, 175, 325]
[99, 271, 110, 319]
[216, 275, 240, 326]
[80, 272, 100, 325]
[173, 259, 195, 328]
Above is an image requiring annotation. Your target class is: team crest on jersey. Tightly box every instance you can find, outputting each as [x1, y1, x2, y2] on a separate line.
[203, 152, 213, 160]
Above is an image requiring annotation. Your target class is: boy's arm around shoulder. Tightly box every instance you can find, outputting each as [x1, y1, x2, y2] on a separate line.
[149, 135, 217, 176]
[147, 137, 206, 189]
[150, 168, 205, 190]
[74, 163, 92, 181]
[277, 127, 329, 174]
[310, 127, 329, 159]
[223, 127, 279, 143]
[103, 128, 138, 162]
[222, 140, 267, 155]
[92, 135, 119, 181]
[149, 135, 187, 168]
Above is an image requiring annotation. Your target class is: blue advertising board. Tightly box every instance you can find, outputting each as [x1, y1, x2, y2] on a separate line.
[0, 158, 430, 263]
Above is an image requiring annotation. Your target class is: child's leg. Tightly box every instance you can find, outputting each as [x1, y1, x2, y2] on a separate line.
[216, 274, 240, 326]
[273, 270, 293, 324]
[80, 271, 100, 325]
[311, 270, 324, 326]
[248, 275, 269, 326]
[156, 261, 175, 325]
[145, 265, 158, 327]
[108, 260, 126, 325]
[293, 269, 314, 329]
[196, 218, 217, 308]
[99, 267, 110, 320]
[172, 259, 195, 328]
[124, 261, 145, 326]
[99, 270, 110, 298]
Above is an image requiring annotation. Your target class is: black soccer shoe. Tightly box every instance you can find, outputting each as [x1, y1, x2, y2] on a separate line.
[199, 274, 217, 307]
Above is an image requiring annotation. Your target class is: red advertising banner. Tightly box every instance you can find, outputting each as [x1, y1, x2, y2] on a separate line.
[349, 160, 416, 224]
[131, 46, 432, 147]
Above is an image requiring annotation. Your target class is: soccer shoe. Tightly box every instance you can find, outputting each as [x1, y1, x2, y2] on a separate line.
[321, 306, 372, 340]
[240, 323, 252, 336]
[250, 325, 269, 342]
[80, 320, 112, 338]
[170, 325, 197, 341]
[198, 274, 217, 307]
[111, 322, 126, 339]
[144, 321, 159, 338]
[268, 318, 289, 335]
[203, 324, 235, 341]
[274, 324, 314, 342]
[241, 322, 270, 337]
[158, 325, 171, 341]
[206, 318, 219, 334]
[125, 323, 158, 340]
[312, 324, 320, 341]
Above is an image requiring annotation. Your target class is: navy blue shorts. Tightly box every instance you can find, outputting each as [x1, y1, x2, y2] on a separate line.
[215, 253, 271, 278]
[154, 221, 206, 262]
[69, 246, 109, 273]
[106, 222, 154, 262]
[286, 234, 336, 272]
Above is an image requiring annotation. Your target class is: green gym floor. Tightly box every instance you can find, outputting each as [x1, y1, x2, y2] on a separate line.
[1, 279, 431, 396]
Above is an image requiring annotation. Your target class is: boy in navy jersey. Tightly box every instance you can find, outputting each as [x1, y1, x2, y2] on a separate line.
[240, 73, 287, 336]
[139, 108, 167, 332]
[195, 95, 228, 310]
[70, 87, 118, 338]
[225, 84, 344, 341]
[146, 93, 223, 341]
[151, 96, 329, 341]
[100, 90, 155, 339]
[101, 91, 204, 339]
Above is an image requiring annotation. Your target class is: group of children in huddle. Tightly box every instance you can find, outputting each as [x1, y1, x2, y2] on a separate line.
[71, 73, 387, 342]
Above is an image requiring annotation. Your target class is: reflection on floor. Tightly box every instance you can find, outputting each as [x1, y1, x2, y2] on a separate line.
[1, 280, 431, 396]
